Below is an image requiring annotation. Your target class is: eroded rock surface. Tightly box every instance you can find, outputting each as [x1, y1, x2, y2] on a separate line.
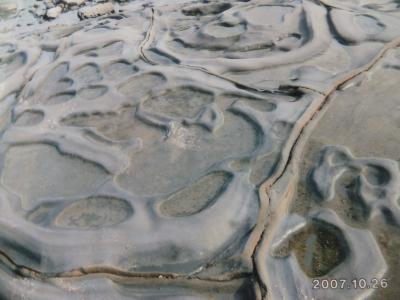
[256, 40, 400, 299]
[0, 0, 399, 299]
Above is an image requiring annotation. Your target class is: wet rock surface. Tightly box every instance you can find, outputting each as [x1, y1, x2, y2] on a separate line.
[0, 0, 399, 299]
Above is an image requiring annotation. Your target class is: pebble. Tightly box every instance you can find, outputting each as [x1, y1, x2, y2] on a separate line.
[46, 6, 62, 19]
[61, 0, 86, 6]
[78, 2, 115, 20]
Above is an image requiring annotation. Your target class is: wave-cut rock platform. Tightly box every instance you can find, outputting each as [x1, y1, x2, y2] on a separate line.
[0, 0, 399, 299]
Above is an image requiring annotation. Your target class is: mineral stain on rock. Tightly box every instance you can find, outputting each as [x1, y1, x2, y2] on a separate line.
[159, 171, 233, 217]
[54, 197, 133, 229]
[290, 220, 349, 277]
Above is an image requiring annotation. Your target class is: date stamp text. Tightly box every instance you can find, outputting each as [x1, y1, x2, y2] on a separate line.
[312, 278, 388, 290]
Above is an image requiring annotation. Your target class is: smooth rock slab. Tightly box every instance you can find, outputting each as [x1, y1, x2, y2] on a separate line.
[256, 43, 400, 299]
[0, 0, 399, 299]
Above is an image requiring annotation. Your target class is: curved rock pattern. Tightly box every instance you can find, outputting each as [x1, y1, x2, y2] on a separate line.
[257, 211, 387, 299]
[310, 145, 400, 224]
[0, 0, 399, 299]
[255, 35, 400, 299]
